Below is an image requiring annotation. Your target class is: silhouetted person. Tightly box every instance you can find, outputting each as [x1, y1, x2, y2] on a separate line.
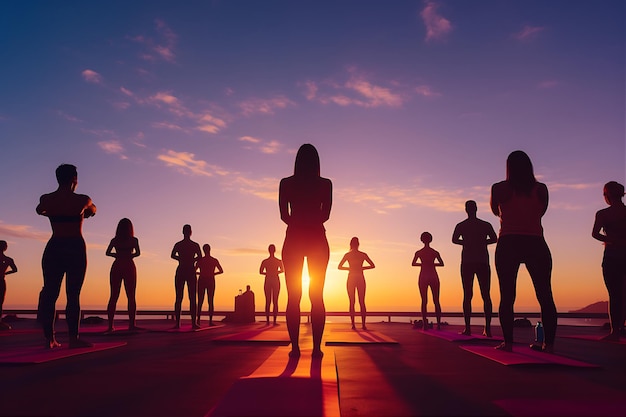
[338, 237, 375, 330]
[36, 164, 96, 348]
[592, 181, 626, 341]
[0, 240, 18, 331]
[171, 224, 202, 329]
[452, 200, 497, 336]
[491, 150, 557, 352]
[196, 244, 223, 326]
[412, 232, 444, 330]
[259, 244, 284, 325]
[105, 218, 141, 333]
[280, 144, 332, 358]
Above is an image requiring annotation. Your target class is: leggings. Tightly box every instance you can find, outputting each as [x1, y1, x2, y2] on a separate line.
[39, 237, 87, 339]
[174, 266, 197, 323]
[107, 259, 137, 324]
[495, 235, 556, 345]
[602, 249, 626, 334]
[197, 275, 216, 320]
[461, 262, 492, 327]
[264, 277, 280, 321]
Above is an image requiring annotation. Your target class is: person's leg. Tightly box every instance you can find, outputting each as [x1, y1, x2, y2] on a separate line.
[40, 241, 65, 346]
[174, 268, 184, 328]
[272, 280, 280, 324]
[431, 278, 442, 329]
[476, 263, 493, 337]
[495, 236, 521, 349]
[197, 278, 207, 324]
[460, 263, 474, 335]
[186, 274, 198, 328]
[347, 277, 357, 329]
[107, 263, 123, 331]
[123, 262, 137, 329]
[208, 277, 215, 325]
[264, 279, 272, 323]
[282, 237, 304, 357]
[601, 254, 622, 339]
[0, 279, 7, 330]
[419, 278, 429, 330]
[308, 236, 330, 357]
[65, 242, 88, 347]
[357, 277, 367, 329]
[526, 237, 556, 350]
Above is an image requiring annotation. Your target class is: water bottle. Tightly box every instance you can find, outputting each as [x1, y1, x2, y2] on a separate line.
[535, 321, 544, 344]
[239, 289, 243, 296]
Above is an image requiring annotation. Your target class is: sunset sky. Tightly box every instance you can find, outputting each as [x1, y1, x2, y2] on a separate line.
[1, 1, 624, 315]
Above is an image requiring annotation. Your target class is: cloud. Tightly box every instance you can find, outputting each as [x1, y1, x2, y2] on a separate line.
[513, 25, 545, 41]
[239, 136, 283, 154]
[420, 1, 453, 42]
[98, 140, 127, 159]
[415, 85, 442, 97]
[120, 87, 134, 97]
[81, 69, 103, 84]
[157, 150, 231, 177]
[128, 19, 178, 63]
[152, 121, 185, 131]
[0, 221, 48, 241]
[228, 175, 278, 200]
[150, 92, 179, 106]
[239, 96, 296, 116]
[57, 110, 82, 123]
[304, 70, 408, 108]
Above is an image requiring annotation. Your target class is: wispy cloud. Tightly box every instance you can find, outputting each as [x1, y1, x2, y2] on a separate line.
[415, 84, 442, 97]
[157, 150, 231, 177]
[420, 1, 453, 42]
[57, 110, 82, 123]
[98, 140, 126, 159]
[513, 25, 545, 41]
[0, 221, 48, 241]
[128, 19, 178, 63]
[239, 136, 283, 154]
[239, 96, 296, 116]
[228, 175, 278, 200]
[304, 70, 409, 108]
[81, 69, 103, 84]
[152, 121, 186, 131]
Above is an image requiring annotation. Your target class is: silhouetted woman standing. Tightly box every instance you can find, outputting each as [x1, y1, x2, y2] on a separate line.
[280, 144, 332, 358]
[338, 237, 375, 330]
[105, 218, 140, 333]
[259, 244, 284, 325]
[592, 181, 626, 341]
[491, 150, 557, 352]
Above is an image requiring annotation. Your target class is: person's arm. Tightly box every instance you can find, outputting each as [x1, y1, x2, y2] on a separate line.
[36, 195, 48, 216]
[537, 182, 549, 217]
[132, 237, 141, 258]
[411, 252, 421, 267]
[5, 257, 17, 275]
[435, 251, 444, 267]
[486, 223, 498, 245]
[592, 212, 607, 243]
[320, 179, 333, 223]
[451, 224, 463, 245]
[105, 239, 116, 258]
[171, 244, 179, 261]
[82, 195, 96, 218]
[259, 259, 267, 275]
[363, 253, 375, 270]
[338, 254, 349, 270]
[278, 260, 284, 275]
[214, 259, 224, 275]
[490, 184, 500, 217]
[279, 178, 291, 225]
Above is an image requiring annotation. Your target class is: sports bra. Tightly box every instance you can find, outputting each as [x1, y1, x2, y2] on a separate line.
[49, 215, 82, 223]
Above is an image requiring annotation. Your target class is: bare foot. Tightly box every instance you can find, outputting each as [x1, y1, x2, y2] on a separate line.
[483, 327, 492, 337]
[495, 342, 512, 352]
[69, 337, 93, 349]
[362, 324, 368, 330]
[459, 329, 472, 336]
[47, 338, 61, 349]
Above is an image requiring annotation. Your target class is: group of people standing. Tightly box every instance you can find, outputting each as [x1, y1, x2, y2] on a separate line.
[0, 147, 623, 358]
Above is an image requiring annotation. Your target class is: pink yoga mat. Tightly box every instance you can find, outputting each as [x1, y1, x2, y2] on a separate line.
[561, 334, 626, 345]
[213, 328, 290, 345]
[416, 328, 501, 342]
[325, 329, 398, 345]
[460, 344, 599, 367]
[0, 342, 127, 364]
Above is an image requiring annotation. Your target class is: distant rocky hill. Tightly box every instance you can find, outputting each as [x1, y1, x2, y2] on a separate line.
[569, 301, 608, 314]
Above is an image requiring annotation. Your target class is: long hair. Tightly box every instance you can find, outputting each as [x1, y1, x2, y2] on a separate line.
[294, 144, 320, 177]
[115, 218, 134, 239]
[506, 150, 536, 195]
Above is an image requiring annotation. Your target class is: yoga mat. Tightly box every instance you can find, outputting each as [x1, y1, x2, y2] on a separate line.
[494, 398, 626, 417]
[0, 342, 127, 364]
[151, 324, 224, 333]
[459, 345, 599, 367]
[416, 328, 501, 342]
[561, 334, 626, 345]
[325, 329, 398, 345]
[213, 327, 290, 345]
[206, 346, 339, 417]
